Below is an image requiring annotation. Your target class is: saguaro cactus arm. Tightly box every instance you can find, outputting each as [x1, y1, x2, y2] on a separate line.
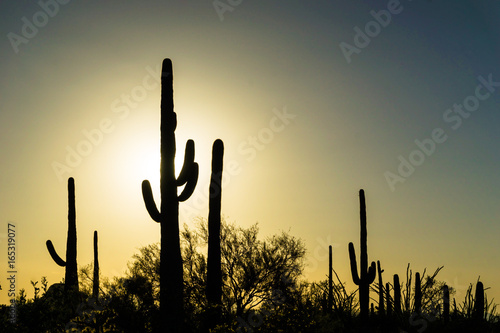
[176, 140, 196, 186]
[142, 180, 161, 222]
[348, 242, 360, 284]
[178, 162, 199, 202]
[46, 240, 66, 267]
[348, 244, 376, 285]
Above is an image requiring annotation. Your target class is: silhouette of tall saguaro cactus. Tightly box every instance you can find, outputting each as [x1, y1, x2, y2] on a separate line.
[348, 189, 376, 320]
[93, 230, 99, 300]
[206, 139, 224, 330]
[141, 58, 199, 333]
[46, 177, 79, 294]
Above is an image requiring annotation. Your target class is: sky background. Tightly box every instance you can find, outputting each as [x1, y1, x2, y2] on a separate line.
[1, 0, 500, 307]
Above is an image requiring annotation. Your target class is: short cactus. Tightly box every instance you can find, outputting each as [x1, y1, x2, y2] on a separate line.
[46, 177, 78, 294]
[414, 272, 422, 314]
[443, 284, 450, 323]
[348, 189, 376, 320]
[393, 274, 401, 315]
[473, 281, 484, 321]
[386, 282, 392, 316]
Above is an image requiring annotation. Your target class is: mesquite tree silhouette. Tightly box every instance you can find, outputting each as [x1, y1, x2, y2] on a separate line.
[141, 58, 199, 333]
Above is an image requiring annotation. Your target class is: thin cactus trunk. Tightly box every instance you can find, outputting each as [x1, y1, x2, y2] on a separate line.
[443, 284, 449, 324]
[206, 139, 224, 330]
[348, 189, 376, 320]
[93, 230, 99, 300]
[394, 274, 401, 315]
[377, 260, 384, 316]
[328, 245, 333, 314]
[414, 272, 422, 314]
[142, 58, 199, 333]
[46, 177, 78, 294]
[386, 282, 392, 317]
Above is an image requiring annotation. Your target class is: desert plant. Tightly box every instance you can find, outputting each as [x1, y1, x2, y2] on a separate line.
[443, 284, 450, 323]
[377, 260, 384, 316]
[394, 274, 401, 315]
[93, 230, 99, 300]
[414, 272, 422, 314]
[141, 58, 199, 332]
[46, 177, 79, 294]
[473, 281, 484, 321]
[328, 245, 333, 314]
[206, 139, 224, 330]
[385, 282, 392, 317]
[348, 189, 376, 320]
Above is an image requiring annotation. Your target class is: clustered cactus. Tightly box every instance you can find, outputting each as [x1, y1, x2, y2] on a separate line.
[39, 59, 494, 332]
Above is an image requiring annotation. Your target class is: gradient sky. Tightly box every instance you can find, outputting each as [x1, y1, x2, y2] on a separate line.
[1, 1, 500, 307]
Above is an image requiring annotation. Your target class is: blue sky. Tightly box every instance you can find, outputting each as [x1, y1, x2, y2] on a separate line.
[1, 0, 500, 307]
